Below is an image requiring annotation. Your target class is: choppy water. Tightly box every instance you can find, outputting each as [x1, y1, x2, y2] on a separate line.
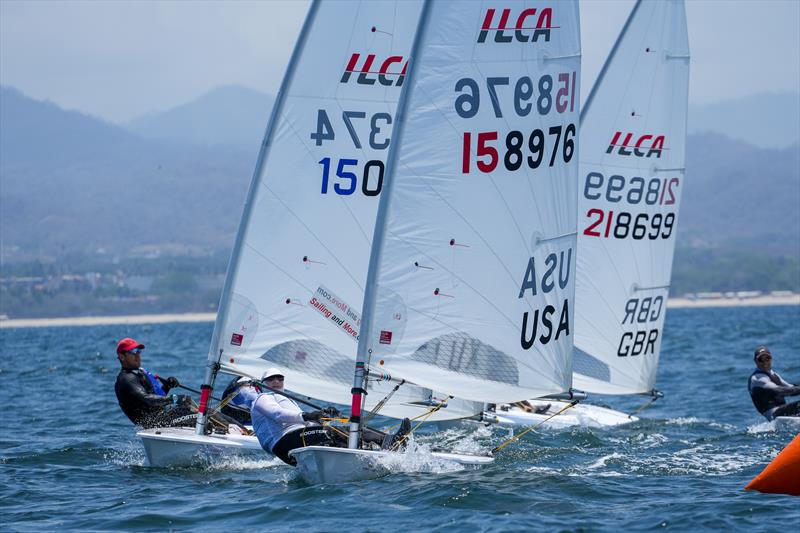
[1, 305, 799, 531]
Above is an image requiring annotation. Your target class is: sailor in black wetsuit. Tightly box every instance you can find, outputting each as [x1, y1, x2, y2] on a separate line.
[748, 345, 800, 421]
[114, 337, 192, 428]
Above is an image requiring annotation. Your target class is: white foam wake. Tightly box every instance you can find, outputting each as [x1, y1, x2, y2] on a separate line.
[374, 439, 466, 475]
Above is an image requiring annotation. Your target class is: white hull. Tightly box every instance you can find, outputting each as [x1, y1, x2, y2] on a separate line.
[289, 445, 493, 484]
[138, 427, 264, 467]
[490, 400, 636, 429]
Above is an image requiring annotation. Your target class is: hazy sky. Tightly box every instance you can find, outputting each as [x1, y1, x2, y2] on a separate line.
[1, 0, 798, 124]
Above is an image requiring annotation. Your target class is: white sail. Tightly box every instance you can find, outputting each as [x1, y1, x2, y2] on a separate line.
[206, 0, 476, 421]
[573, 0, 690, 395]
[358, 0, 582, 403]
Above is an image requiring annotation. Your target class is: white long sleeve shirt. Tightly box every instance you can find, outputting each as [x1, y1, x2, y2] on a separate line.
[251, 392, 306, 452]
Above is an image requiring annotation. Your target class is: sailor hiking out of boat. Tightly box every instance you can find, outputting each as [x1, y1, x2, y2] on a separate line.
[114, 337, 193, 428]
[251, 368, 411, 465]
[748, 346, 800, 421]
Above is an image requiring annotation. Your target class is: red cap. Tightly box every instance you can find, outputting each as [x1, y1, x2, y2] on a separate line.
[117, 337, 145, 355]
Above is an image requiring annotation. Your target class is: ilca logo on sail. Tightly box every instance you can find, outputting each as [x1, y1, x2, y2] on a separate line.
[607, 132, 666, 158]
[477, 7, 554, 43]
[340, 53, 408, 86]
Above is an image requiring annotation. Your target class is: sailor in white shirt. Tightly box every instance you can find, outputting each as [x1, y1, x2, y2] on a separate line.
[251, 368, 338, 465]
[251, 367, 413, 465]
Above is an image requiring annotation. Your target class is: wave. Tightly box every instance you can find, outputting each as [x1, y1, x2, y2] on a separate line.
[374, 440, 466, 475]
[747, 417, 800, 434]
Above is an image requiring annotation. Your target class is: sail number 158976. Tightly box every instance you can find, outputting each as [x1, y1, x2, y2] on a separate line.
[462, 124, 575, 174]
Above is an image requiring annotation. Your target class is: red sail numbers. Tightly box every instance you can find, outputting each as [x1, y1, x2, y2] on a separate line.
[478, 7, 553, 43]
[607, 132, 666, 158]
[340, 53, 408, 86]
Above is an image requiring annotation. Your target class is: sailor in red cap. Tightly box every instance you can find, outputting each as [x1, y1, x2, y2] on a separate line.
[114, 337, 190, 427]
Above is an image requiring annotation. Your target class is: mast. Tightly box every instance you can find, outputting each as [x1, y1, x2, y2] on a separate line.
[195, 1, 321, 435]
[348, 0, 433, 449]
[581, 0, 642, 121]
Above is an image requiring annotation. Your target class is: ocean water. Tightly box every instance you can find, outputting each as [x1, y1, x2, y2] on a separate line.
[1, 305, 799, 532]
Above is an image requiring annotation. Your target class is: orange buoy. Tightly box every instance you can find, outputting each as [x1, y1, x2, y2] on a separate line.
[745, 433, 800, 496]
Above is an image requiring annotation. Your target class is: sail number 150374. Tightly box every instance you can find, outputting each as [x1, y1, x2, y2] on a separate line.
[318, 157, 383, 196]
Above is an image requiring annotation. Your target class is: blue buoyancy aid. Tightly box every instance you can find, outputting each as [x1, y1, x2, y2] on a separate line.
[143, 368, 166, 396]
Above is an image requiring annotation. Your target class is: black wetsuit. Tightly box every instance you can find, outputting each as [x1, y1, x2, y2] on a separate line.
[272, 426, 338, 465]
[115, 368, 192, 428]
[748, 368, 800, 420]
[271, 425, 389, 465]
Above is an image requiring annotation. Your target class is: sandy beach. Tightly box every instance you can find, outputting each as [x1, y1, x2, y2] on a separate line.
[667, 294, 800, 309]
[1, 295, 797, 329]
[0, 312, 216, 329]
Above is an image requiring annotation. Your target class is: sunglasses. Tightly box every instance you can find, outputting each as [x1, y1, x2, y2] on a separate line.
[756, 354, 772, 361]
[126, 348, 143, 355]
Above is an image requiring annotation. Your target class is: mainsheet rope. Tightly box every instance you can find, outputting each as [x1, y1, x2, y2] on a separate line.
[491, 400, 579, 454]
[315, 394, 452, 450]
[362, 379, 406, 427]
[389, 395, 452, 451]
[628, 390, 663, 418]
[177, 383, 250, 415]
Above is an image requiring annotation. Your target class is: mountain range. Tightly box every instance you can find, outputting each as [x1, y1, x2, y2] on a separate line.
[1, 85, 798, 290]
[688, 92, 799, 150]
[128, 85, 275, 148]
[0, 85, 262, 257]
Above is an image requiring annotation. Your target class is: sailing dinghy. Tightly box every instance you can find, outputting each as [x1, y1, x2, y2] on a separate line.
[570, 0, 689, 421]
[139, 0, 484, 468]
[488, 0, 690, 429]
[290, 0, 582, 483]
